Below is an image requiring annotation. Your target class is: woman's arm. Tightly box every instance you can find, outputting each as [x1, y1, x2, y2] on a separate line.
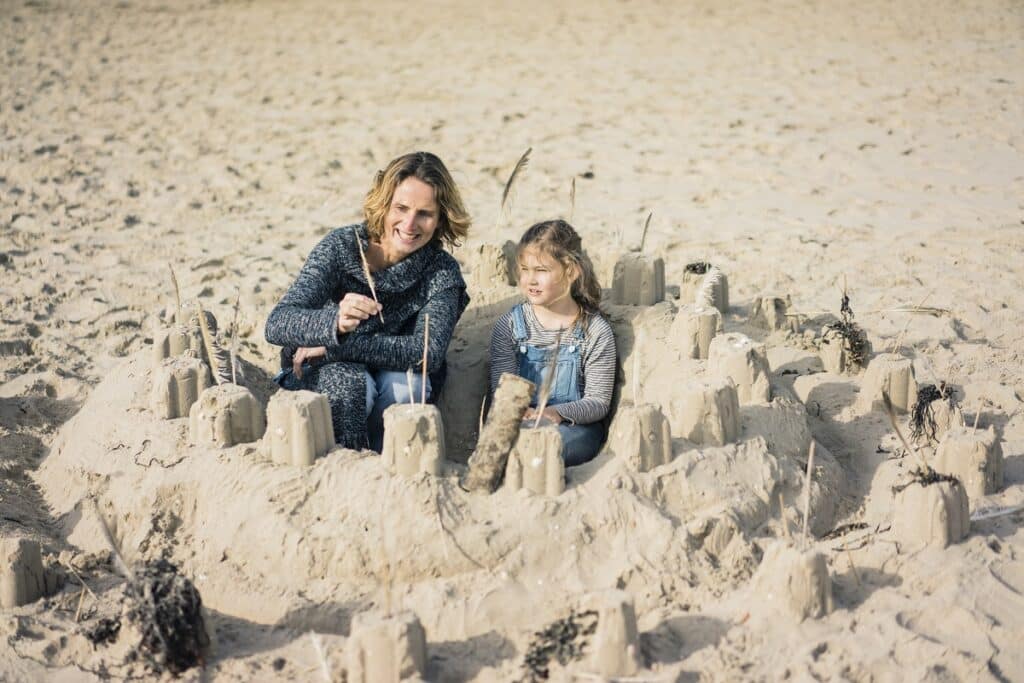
[553, 318, 617, 425]
[324, 285, 465, 373]
[265, 231, 346, 348]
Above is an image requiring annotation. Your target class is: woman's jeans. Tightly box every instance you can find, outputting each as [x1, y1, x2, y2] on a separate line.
[275, 365, 429, 452]
[366, 369, 430, 453]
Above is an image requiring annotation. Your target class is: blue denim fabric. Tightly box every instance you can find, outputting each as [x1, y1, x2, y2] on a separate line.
[275, 365, 430, 453]
[366, 369, 431, 453]
[511, 304, 604, 466]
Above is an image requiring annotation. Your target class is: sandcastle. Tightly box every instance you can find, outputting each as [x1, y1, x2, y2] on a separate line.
[751, 542, 833, 621]
[463, 374, 535, 493]
[680, 261, 729, 314]
[670, 303, 722, 360]
[152, 324, 202, 367]
[708, 333, 771, 404]
[381, 404, 446, 477]
[262, 390, 334, 466]
[856, 352, 918, 413]
[464, 241, 517, 289]
[611, 252, 664, 306]
[669, 377, 740, 446]
[188, 383, 266, 447]
[606, 403, 673, 472]
[892, 476, 970, 550]
[933, 426, 1003, 502]
[819, 325, 871, 375]
[1, 538, 55, 608]
[345, 610, 427, 683]
[504, 426, 565, 496]
[150, 355, 213, 419]
[578, 590, 641, 678]
[750, 294, 794, 332]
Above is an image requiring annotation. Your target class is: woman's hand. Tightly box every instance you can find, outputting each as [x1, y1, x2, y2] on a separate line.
[337, 293, 383, 335]
[523, 406, 564, 425]
[293, 346, 326, 379]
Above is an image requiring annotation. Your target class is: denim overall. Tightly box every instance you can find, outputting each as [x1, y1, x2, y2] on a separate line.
[511, 304, 605, 466]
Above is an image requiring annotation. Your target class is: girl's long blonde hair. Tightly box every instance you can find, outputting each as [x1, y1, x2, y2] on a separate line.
[363, 152, 470, 248]
[517, 219, 604, 321]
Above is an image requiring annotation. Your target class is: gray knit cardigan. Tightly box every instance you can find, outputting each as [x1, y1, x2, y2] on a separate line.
[264, 223, 469, 448]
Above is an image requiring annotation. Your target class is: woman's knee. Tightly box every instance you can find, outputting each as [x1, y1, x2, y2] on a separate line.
[372, 369, 431, 409]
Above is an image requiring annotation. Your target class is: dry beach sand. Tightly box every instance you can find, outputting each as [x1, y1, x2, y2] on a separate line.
[2, 0, 1024, 680]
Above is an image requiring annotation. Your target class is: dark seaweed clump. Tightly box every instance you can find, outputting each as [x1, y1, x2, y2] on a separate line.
[892, 466, 960, 493]
[85, 616, 122, 647]
[124, 560, 209, 675]
[684, 261, 711, 275]
[823, 292, 870, 366]
[910, 382, 957, 444]
[520, 609, 598, 682]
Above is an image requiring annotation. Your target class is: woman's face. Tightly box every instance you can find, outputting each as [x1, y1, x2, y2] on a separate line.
[518, 247, 573, 308]
[382, 176, 439, 260]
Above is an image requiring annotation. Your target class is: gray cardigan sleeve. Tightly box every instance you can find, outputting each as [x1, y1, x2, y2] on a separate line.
[264, 234, 342, 348]
[324, 284, 463, 373]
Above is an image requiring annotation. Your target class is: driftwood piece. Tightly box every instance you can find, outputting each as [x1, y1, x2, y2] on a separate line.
[462, 373, 535, 493]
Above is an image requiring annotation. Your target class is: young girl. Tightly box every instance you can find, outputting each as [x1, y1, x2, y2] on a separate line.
[489, 219, 617, 466]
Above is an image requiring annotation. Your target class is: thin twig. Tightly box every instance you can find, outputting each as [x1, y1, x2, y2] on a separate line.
[168, 263, 182, 324]
[883, 391, 929, 471]
[62, 560, 99, 601]
[421, 314, 429, 405]
[355, 231, 385, 323]
[801, 442, 816, 542]
[501, 147, 532, 212]
[74, 588, 86, 622]
[843, 541, 862, 589]
[478, 394, 487, 436]
[973, 398, 983, 429]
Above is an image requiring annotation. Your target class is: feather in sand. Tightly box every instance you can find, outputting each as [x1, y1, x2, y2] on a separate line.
[354, 230, 385, 324]
[568, 176, 576, 222]
[533, 328, 564, 428]
[195, 303, 222, 385]
[639, 211, 652, 252]
[695, 265, 723, 309]
[500, 147, 532, 212]
[421, 314, 430, 404]
[168, 263, 183, 324]
[229, 289, 240, 385]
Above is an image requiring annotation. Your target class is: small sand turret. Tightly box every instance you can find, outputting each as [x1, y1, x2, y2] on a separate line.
[611, 252, 665, 306]
[606, 403, 673, 472]
[504, 426, 565, 496]
[381, 404, 446, 477]
[669, 377, 740, 446]
[346, 610, 427, 683]
[262, 390, 334, 466]
[933, 426, 1003, 502]
[708, 333, 771, 404]
[150, 355, 212, 419]
[189, 383, 266, 447]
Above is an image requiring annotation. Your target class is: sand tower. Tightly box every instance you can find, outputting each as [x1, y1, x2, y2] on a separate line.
[381, 404, 446, 477]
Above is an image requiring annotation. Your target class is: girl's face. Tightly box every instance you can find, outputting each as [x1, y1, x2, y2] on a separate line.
[518, 246, 573, 308]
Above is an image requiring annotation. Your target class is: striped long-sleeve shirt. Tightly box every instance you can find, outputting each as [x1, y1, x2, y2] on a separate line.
[489, 304, 616, 425]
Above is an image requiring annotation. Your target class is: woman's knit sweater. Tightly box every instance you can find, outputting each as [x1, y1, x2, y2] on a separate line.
[265, 223, 469, 448]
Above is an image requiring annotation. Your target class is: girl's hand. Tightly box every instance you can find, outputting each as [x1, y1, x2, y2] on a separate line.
[523, 406, 564, 425]
[337, 293, 382, 335]
[293, 346, 326, 379]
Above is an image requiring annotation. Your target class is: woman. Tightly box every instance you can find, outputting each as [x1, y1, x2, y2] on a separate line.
[265, 152, 470, 451]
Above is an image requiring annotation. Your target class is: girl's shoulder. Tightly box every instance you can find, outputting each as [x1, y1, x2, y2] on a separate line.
[584, 312, 614, 335]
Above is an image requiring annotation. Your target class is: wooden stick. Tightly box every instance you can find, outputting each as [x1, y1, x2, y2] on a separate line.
[168, 262, 183, 324]
[883, 390, 929, 471]
[478, 394, 487, 436]
[844, 541, 863, 589]
[421, 314, 429, 405]
[229, 288, 241, 385]
[355, 231, 385, 323]
[801, 442, 816, 542]
[973, 398, 983, 429]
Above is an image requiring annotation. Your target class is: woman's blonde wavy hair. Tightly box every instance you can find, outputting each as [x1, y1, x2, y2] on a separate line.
[363, 152, 470, 248]
[518, 219, 604, 322]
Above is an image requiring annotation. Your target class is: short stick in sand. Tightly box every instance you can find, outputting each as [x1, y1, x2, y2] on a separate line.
[168, 262, 183, 324]
[195, 303, 222, 385]
[421, 314, 429, 405]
